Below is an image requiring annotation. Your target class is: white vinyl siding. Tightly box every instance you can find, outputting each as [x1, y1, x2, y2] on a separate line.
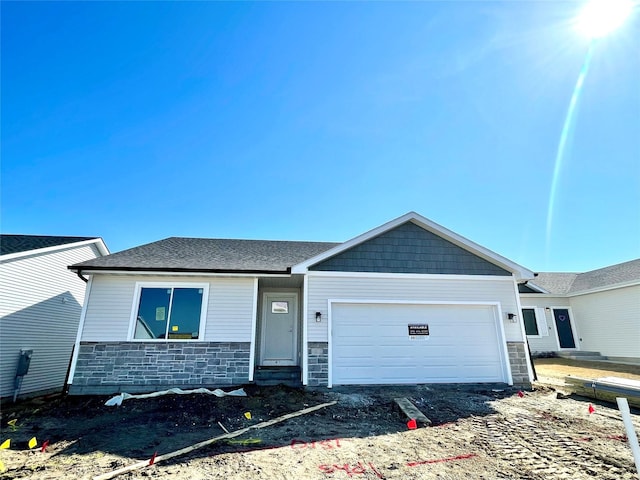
[82, 275, 137, 341]
[205, 278, 255, 342]
[81, 275, 255, 343]
[307, 274, 523, 342]
[520, 296, 571, 353]
[0, 244, 101, 398]
[569, 285, 640, 359]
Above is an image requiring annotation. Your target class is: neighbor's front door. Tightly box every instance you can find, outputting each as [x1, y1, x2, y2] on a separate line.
[260, 292, 298, 366]
[553, 308, 576, 349]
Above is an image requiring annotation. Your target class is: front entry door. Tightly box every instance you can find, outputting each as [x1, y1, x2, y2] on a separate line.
[553, 308, 576, 349]
[260, 293, 298, 366]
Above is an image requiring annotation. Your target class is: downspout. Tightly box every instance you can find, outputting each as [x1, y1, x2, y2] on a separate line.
[76, 269, 89, 283]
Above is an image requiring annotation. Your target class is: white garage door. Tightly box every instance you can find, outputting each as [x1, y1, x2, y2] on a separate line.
[331, 303, 508, 385]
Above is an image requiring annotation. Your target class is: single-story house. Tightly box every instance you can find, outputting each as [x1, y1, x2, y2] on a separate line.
[519, 259, 640, 362]
[0, 235, 109, 400]
[67, 212, 536, 395]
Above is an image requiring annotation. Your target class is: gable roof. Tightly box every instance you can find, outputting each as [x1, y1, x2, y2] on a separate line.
[0, 235, 109, 260]
[526, 258, 640, 295]
[69, 212, 534, 279]
[292, 212, 535, 280]
[70, 237, 339, 274]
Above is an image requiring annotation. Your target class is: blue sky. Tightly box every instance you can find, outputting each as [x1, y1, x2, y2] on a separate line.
[2, 1, 639, 273]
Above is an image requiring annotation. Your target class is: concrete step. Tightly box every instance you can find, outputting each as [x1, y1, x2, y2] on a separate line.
[558, 351, 608, 361]
[254, 367, 302, 387]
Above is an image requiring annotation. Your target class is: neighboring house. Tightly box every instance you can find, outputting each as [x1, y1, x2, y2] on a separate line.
[0, 235, 109, 400]
[67, 212, 536, 395]
[519, 259, 640, 361]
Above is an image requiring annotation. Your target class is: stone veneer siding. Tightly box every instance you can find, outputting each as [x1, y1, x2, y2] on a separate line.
[69, 342, 250, 395]
[507, 341, 531, 386]
[307, 342, 328, 387]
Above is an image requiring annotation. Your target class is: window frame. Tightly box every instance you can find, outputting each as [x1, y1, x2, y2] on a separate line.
[521, 307, 548, 338]
[128, 282, 209, 341]
[522, 308, 539, 336]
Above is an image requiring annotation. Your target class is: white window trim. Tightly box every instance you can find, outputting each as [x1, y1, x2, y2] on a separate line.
[522, 307, 548, 338]
[127, 281, 210, 342]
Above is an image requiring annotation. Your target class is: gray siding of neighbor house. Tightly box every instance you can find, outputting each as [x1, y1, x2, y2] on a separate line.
[0, 243, 101, 399]
[309, 222, 511, 275]
[69, 341, 250, 395]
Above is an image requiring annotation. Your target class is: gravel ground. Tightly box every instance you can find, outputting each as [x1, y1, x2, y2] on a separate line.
[1, 380, 639, 480]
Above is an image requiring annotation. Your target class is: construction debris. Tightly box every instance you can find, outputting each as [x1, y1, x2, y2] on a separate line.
[92, 400, 337, 480]
[104, 387, 246, 406]
[394, 397, 431, 426]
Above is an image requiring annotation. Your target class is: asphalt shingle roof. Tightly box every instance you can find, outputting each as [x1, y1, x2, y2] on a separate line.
[0, 234, 98, 256]
[71, 237, 340, 273]
[528, 258, 640, 294]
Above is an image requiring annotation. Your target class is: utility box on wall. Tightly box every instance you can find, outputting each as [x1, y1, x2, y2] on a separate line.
[16, 349, 33, 377]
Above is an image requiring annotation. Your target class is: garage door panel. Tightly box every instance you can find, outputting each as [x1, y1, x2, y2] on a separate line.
[331, 303, 507, 385]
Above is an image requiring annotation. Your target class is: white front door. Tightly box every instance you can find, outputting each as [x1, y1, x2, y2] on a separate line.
[260, 292, 298, 366]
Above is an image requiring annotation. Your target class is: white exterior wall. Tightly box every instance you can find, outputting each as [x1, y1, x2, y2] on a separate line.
[520, 295, 571, 353]
[306, 274, 523, 342]
[81, 275, 256, 342]
[569, 285, 640, 359]
[0, 244, 101, 398]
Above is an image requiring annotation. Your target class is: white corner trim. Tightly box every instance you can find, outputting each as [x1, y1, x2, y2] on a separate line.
[291, 212, 535, 281]
[302, 275, 309, 386]
[67, 275, 94, 385]
[1, 237, 110, 262]
[248, 278, 258, 382]
[492, 302, 513, 386]
[512, 279, 535, 383]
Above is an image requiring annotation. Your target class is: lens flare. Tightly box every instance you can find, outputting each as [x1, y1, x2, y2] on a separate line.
[545, 44, 595, 262]
[576, 0, 634, 39]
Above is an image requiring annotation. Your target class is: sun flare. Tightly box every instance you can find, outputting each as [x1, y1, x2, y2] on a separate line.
[576, 0, 634, 38]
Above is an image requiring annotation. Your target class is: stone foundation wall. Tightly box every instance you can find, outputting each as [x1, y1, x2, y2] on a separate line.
[69, 341, 250, 395]
[307, 342, 328, 387]
[507, 341, 531, 386]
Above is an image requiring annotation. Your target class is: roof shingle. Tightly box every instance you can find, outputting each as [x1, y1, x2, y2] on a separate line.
[528, 258, 640, 294]
[0, 234, 98, 256]
[71, 237, 339, 273]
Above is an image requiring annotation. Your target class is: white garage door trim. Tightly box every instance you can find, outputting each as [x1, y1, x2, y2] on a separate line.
[327, 299, 512, 388]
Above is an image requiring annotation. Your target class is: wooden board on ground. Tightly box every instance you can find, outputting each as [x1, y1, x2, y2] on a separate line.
[564, 376, 640, 409]
[394, 397, 432, 426]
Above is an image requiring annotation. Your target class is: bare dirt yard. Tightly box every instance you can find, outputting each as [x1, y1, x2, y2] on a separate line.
[1, 360, 639, 480]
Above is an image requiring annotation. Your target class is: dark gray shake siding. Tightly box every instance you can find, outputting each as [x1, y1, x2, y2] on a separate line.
[310, 222, 511, 275]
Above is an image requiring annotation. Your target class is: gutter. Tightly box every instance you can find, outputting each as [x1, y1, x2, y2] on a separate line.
[68, 265, 293, 276]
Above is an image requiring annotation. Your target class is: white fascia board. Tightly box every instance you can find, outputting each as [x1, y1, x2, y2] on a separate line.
[75, 269, 290, 278]
[1, 238, 110, 262]
[291, 211, 535, 281]
[307, 270, 516, 282]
